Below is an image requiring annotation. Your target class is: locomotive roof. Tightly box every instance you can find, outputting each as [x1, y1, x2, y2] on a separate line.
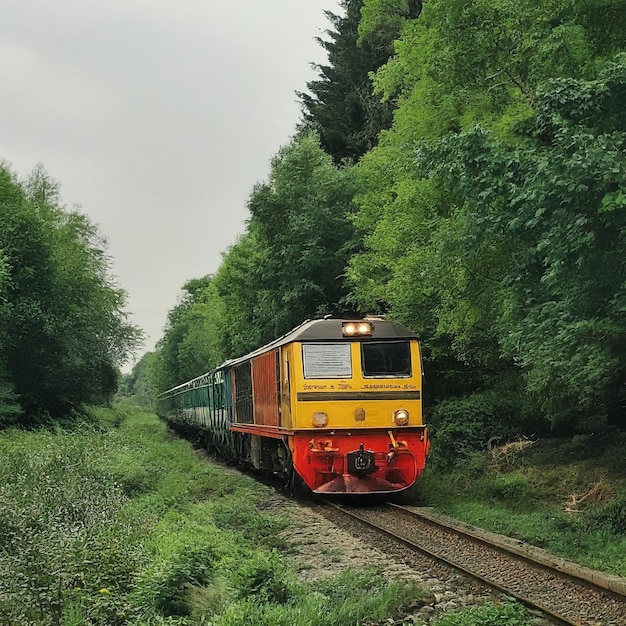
[221, 318, 419, 369]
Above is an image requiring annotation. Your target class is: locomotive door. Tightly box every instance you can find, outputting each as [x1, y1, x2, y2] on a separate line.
[280, 347, 293, 429]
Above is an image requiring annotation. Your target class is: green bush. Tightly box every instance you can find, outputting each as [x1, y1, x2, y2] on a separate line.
[434, 599, 536, 625]
[213, 598, 298, 626]
[0, 408, 426, 624]
[0, 375, 21, 427]
[485, 473, 533, 507]
[210, 499, 288, 547]
[212, 567, 420, 626]
[586, 491, 626, 535]
[429, 390, 532, 469]
[0, 427, 145, 625]
[133, 543, 217, 616]
[185, 577, 237, 620]
[230, 550, 299, 604]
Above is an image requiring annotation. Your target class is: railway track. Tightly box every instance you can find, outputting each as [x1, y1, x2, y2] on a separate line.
[321, 500, 626, 626]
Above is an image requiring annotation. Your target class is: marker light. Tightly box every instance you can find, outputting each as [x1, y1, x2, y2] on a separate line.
[312, 412, 329, 428]
[393, 409, 409, 426]
[342, 321, 374, 337]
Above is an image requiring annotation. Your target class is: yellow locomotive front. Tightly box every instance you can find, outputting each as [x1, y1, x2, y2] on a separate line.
[284, 319, 429, 494]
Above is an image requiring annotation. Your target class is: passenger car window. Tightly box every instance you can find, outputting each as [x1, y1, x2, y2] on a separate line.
[361, 342, 411, 377]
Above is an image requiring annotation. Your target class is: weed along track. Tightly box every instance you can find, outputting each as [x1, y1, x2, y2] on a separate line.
[320, 500, 626, 626]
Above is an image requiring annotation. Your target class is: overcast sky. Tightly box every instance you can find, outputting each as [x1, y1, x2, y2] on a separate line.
[0, 0, 341, 370]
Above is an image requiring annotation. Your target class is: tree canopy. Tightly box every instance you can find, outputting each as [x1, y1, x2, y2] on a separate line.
[417, 62, 626, 428]
[150, 275, 224, 394]
[347, 0, 626, 429]
[0, 164, 142, 423]
[298, 0, 396, 164]
[146, 1, 626, 435]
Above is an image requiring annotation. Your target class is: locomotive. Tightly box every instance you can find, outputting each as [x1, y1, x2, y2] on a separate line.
[156, 318, 429, 494]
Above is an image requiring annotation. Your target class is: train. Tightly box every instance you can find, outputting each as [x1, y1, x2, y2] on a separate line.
[156, 317, 429, 494]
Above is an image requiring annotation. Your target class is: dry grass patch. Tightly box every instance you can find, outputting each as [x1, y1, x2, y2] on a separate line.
[488, 437, 537, 472]
[565, 476, 614, 513]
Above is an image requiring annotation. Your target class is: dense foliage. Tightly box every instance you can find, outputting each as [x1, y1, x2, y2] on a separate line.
[417, 62, 626, 429]
[0, 407, 426, 625]
[117, 352, 157, 407]
[141, 0, 625, 438]
[349, 0, 626, 433]
[222, 133, 357, 349]
[149, 276, 224, 394]
[0, 164, 141, 422]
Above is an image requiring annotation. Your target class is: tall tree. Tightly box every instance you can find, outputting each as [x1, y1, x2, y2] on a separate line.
[212, 231, 271, 359]
[418, 60, 626, 429]
[0, 164, 142, 420]
[245, 133, 357, 334]
[213, 133, 358, 359]
[117, 351, 157, 407]
[151, 275, 225, 393]
[0, 247, 20, 424]
[299, 0, 396, 164]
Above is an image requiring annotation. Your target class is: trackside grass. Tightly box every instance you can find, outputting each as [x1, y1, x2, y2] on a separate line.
[0, 407, 537, 625]
[411, 432, 626, 578]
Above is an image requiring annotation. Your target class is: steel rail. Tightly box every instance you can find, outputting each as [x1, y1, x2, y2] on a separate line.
[320, 500, 626, 626]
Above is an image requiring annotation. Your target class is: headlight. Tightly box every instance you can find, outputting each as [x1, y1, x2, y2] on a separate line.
[342, 321, 373, 336]
[312, 412, 328, 428]
[393, 409, 409, 426]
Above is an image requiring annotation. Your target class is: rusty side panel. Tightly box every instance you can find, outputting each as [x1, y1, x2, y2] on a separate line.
[252, 350, 280, 426]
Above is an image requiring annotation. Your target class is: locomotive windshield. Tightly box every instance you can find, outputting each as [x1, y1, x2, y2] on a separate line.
[361, 341, 411, 377]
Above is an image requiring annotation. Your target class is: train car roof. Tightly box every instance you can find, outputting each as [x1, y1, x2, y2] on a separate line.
[220, 318, 419, 369]
[158, 318, 419, 395]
